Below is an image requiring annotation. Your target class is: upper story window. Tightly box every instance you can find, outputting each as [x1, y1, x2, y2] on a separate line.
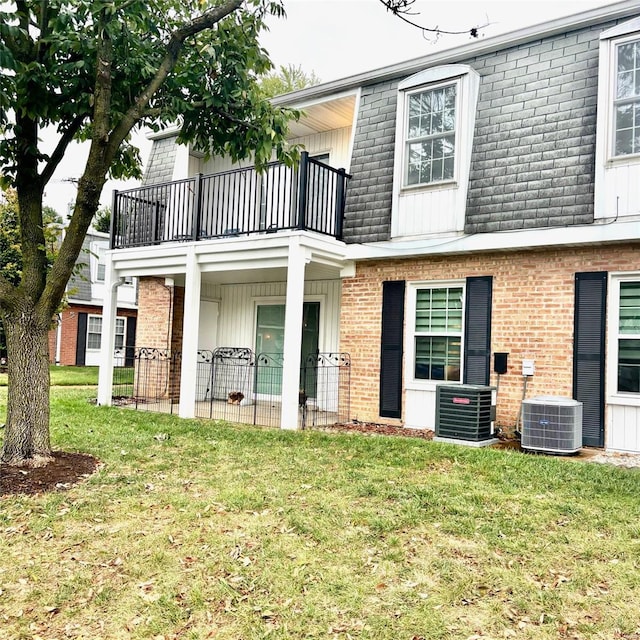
[614, 39, 640, 157]
[90, 241, 107, 283]
[595, 18, 640, 220]
[391, 65, 479, 238]
[406, 83, 457, 186]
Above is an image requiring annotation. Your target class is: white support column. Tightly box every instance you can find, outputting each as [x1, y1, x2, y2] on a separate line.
[97, 253, 119, 405]
[280, 237, 307, 430]
[179, 247, 202, 418]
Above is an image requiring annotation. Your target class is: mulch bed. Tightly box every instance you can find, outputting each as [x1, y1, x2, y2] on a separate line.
[0, 452, 100, 497]
[321, 420, 435, 440]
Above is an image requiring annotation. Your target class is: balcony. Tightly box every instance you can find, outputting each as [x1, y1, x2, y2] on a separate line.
[110, 152, 350, 250]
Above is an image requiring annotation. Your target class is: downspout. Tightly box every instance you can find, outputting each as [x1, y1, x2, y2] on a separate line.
[55, 314, 62, 365]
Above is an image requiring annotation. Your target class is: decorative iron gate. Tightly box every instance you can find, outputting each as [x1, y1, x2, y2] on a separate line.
[112, 347, 351, 428]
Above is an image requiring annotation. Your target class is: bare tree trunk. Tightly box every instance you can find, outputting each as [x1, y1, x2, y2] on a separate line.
[1, 307, 52, 467]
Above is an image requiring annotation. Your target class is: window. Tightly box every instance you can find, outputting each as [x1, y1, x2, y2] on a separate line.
[86, 315, 125, 351]
[87, 316, 102, 350]
[617, 281, 640, 393]
[392, 65, 479, 237]
[406, 84, 456, 185]
[613, 39, 640, 157]
[90, 241, 107, 283]
[595, 19, 640, 219]
[413, 285, 463, 382]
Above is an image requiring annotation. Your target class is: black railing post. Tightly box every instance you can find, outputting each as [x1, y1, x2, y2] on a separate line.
[297, 151, 309, 231]
[335, 168, 346, 240]
[192, 173, 203, 241]
[110, 189, 118, 249]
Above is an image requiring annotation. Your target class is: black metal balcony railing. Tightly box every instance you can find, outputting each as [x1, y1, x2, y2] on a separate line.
[110, 152, 350, 249]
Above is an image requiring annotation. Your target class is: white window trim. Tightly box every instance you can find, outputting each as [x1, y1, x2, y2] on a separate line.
[89, 241, 108, 283]
[405, 279, 465, 392]
[402, 78, 460, 189]
[86, 314, 127, 353]
[391, 65, 480, 237]
[607, 273, 640, 408]
[594, 18, 640, 218]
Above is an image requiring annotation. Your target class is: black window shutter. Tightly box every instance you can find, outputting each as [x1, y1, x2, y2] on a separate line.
[125, 316, 137, 367]
[379, 281, 405, 418]
[76, 312, 88, 366]
[573, 271, 607, 448]
[463, 276, 493, 385]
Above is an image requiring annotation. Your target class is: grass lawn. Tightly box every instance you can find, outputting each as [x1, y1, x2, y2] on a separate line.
[1, 388, 640, 639]
[0, 365, 100, 387]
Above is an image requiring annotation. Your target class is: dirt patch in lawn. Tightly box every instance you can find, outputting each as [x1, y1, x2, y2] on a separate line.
[0, 451, 100, 497]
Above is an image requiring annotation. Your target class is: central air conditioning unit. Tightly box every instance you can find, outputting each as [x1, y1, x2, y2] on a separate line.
[521, 396, 582, 454]
[435, 384, 497, 446]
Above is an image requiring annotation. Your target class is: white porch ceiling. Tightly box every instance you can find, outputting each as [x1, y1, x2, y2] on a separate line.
[286, 95, 356, 138]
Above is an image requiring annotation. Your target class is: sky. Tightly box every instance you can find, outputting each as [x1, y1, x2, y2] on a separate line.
[42, 0, 619, 215]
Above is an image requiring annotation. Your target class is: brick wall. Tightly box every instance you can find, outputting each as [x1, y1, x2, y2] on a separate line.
[340, 243, 639, 429]
[136, 277, 184, 399]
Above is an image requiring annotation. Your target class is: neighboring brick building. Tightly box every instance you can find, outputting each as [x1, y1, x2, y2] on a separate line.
[98, 2, 640, 453]
[49, 230, 137, 366]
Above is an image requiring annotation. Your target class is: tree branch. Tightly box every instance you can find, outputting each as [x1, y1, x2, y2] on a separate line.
[40, 114, 87, 187]
[379, 0, 486, 39]
[108, 0, 243, 154]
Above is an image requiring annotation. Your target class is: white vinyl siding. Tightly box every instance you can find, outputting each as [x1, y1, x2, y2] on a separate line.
[595, 21, 640, 219]
[201, 127, 352, 176]
[215, 280, 342, 355]
[606, 273, 640, 454]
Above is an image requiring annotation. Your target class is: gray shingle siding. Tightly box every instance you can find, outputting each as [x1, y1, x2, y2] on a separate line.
[143, 136, 178, 186]
[343, 83, 397, 243]
[342, 20, 617, 242]
[68, 236, 92, 301]
[465, 23, 605, 233]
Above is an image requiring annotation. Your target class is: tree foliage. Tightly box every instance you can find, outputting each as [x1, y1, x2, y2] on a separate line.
[92, 205, 111, 234]
[0, 0, 299, 466]
[0, 188, 62, 287]
[260, 63, 321, 98]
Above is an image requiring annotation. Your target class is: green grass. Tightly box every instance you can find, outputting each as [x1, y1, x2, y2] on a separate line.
[0, 365, 99, 387]
[1, 387, 640, 639]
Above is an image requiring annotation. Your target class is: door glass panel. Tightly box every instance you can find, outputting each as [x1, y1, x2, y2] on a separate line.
[255, 302, 320, 397]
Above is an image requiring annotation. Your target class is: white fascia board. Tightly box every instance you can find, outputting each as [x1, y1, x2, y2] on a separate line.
[109, 231, 351, 275]
[273, 88, 359, 111]
[147, 124, 182, 141]
[271, 0, 640, 106]
[65, 297, 138, 310]
[347, 219, 640, 261]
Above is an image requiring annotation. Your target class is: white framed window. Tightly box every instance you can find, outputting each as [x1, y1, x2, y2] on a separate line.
[616, 280, 640, 394]
[90, 241, 107, 283]
[613, 38, 640, 157]
[87, 315, 102, 350]
[87, 315, 126, 351]
[391, 65, 479, 238]
[405, 82, 457, 186]
[408, 282, 464, 384]
[594, 18, 640, 219]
